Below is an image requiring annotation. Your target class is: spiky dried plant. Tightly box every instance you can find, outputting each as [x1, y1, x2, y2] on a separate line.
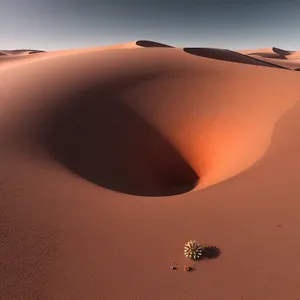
[184, 240, 204, 260]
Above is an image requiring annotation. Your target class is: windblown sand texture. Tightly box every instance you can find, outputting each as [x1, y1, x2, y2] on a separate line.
[1, 41, 300, 300]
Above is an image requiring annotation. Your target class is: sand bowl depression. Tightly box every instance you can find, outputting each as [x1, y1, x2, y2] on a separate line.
[1, 45, 300, 196]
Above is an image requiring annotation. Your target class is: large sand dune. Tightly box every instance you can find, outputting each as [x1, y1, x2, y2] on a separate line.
[1, 40, 300, 300]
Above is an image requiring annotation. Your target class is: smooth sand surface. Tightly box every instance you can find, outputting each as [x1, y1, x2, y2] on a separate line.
[1, 40, 300, 300]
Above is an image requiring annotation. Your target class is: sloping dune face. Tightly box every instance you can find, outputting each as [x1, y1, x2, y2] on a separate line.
[1, 47, 300, 195]
[241, 47, 294, 58]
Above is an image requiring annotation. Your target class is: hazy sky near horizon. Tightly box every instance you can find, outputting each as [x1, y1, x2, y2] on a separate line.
[1, 0, 300, 50]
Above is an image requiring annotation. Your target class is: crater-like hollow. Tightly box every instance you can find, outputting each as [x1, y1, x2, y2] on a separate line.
[38, 85, 199, 197]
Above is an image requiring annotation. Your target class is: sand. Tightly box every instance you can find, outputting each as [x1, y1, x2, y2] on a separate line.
[1, 40, 300, 300]
[238, 47, 300, 70]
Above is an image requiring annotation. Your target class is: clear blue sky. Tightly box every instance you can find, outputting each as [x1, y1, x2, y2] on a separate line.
[1, 0, 299, 51]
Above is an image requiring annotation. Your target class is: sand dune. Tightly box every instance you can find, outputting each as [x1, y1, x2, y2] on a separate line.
[272, 46, 295, 56]
[136, 40, 174, 48]
[246, 56, 300, 70]
[1, 41, 300, 300]
[237, 47, 300, 70]
[0, 49, 46, 56]
[246, 52, 285, 59]
[184, 47, 289, 69]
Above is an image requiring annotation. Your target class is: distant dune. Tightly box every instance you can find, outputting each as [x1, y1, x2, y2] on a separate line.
[272, 46, 295, 56]
[1, 40, 300, 300]
[0, 49, 46, 56]
[237, 47, 300, 70]
[183, 47, 289, 69]
[136, 40, 174, 48]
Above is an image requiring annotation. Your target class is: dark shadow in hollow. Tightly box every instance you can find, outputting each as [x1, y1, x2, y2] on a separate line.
[183, 48, 289, 70]
[136, 40, 174, 48]
[37, 74, 199, 197]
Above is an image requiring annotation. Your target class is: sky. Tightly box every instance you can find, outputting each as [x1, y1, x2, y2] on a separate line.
[1, 0, 300, 51]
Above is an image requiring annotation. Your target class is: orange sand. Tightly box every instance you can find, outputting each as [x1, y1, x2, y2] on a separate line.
[238, 47, 300, 70]
[1, 41, 300, 300]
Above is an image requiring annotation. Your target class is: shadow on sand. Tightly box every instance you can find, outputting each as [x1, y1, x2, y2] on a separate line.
[201, 245, 222, 260]
[183, 47, 289, 70]
[38, 73, 198, 197]
[136, 40, 174, 48]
